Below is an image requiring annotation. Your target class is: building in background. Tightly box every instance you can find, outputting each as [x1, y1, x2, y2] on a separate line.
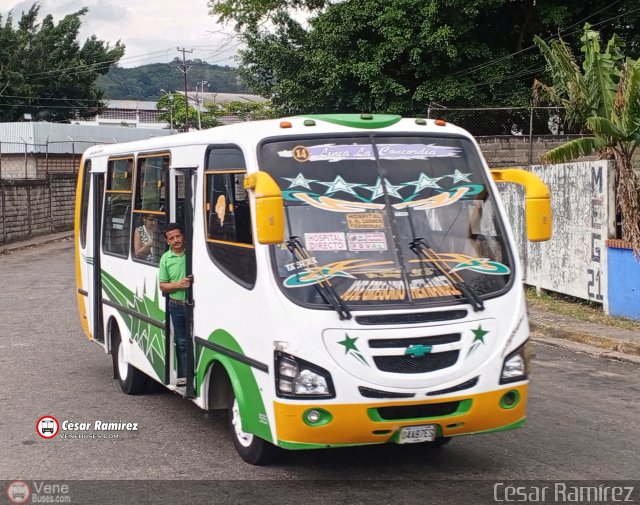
[0, 123, 171, 179]
[75, 93, 267, 129]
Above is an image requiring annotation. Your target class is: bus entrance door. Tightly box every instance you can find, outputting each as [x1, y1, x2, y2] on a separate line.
[168, 167, 196, 397]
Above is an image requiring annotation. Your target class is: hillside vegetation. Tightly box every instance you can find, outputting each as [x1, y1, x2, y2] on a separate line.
[97, 59, 247, 100]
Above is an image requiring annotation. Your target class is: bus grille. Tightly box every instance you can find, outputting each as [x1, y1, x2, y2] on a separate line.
[369, 333, 460, 348]
[373, 350, 459, 373]
[427, 376, 479, 396]
[356, 310, 467, 325]
[375, 401, 460, 420]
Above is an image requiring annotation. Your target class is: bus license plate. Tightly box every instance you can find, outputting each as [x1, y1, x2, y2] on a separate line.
[398, 425, 437, 444]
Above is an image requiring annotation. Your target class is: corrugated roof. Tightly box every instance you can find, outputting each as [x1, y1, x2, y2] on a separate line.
[105, 100, 159, 110]
[0, 123, 171, 154]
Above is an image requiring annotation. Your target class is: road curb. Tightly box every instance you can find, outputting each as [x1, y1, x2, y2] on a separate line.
[0, 231, 74, 254]
[530, 320, 640, 357]
[532, 335, 640, 365]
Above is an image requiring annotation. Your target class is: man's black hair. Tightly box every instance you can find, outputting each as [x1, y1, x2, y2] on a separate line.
[164, 222, 183, 237]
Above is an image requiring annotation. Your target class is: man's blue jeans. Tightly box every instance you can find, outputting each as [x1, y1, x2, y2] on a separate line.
[168, 300, 188, 378]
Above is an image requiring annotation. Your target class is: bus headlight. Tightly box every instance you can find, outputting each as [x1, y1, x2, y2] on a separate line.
[275, 352, 335, 399]
[500, 341, 530, 384]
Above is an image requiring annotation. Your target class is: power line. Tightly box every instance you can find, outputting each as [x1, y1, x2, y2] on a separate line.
[452, 0, 627, 79]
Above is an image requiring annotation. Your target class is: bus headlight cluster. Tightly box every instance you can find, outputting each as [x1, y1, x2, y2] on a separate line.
[275, 352, 335, 399]
[500, 341, 531, 384]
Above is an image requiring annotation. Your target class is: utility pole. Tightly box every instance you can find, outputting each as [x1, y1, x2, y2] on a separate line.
[196, 80, 208, 130]
[177, 47, 193, 131]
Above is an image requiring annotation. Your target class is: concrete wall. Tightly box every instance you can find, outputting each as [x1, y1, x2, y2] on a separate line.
[0, 175, 76, 244]
[497, 160, 615, 308]
[0, 153, 38, 178]
[477, 135, 599, 167]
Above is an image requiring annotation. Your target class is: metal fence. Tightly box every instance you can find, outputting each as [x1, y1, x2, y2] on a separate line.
[426, 106, 569, 137]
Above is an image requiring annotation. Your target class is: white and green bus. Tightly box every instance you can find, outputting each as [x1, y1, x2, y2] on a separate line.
[75, 114, 551, 465]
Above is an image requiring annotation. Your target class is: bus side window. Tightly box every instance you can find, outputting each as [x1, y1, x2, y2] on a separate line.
[103, 158, 133, 258]
[131, 154, 169, 265]
[204, 146, 256, 288]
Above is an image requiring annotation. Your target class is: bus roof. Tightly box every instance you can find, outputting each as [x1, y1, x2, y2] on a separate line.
[82, 114, 474, 160]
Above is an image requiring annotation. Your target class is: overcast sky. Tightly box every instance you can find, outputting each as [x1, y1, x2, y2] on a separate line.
[1, 0, 240, 68]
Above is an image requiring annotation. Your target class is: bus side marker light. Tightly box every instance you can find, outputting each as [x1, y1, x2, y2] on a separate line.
[280, 121, 292, 128]
[434, 118, 446, 126]
[303, 119, 316, 126]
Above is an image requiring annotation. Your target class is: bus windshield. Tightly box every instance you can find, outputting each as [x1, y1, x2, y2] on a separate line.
[259, 134, 513, 310]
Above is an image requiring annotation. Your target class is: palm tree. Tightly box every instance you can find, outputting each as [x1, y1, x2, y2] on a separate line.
[533, 25, 640, 256]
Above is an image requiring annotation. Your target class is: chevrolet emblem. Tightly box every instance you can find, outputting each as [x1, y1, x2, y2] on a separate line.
[405, 344, 432, 358]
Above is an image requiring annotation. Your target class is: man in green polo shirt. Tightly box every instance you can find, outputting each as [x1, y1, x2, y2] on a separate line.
[158, 223, 193, 386]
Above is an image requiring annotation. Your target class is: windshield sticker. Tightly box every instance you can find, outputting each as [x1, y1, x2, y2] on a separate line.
[281, 172, 484, 213]
[410, 277, 462, 299]
[408, 253, 510, 275]
[278, 143, 462, 162]
[284, 256, 318, 272]
[347, 232, 388, 251]
[283, 259, 395, 288]
[346, 212, 385, 229]
[342, 280, 407, 301]
[288, 192, 386, 212]
[392, 186, 470, 210]
[305, 232, 347, 251]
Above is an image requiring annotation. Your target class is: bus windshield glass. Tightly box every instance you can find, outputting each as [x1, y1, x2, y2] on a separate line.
[259, 135, 513, 309]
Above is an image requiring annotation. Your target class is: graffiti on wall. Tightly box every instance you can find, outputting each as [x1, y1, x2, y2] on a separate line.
[497, 160, 614, 306]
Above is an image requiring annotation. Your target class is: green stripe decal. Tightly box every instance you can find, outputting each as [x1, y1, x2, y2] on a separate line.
[195, 329, 272, 443]
[101, 270, 166, 380]
[302, 114, 402, 129]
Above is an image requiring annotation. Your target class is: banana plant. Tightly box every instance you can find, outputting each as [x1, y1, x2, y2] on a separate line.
[533, 24, 640, 256]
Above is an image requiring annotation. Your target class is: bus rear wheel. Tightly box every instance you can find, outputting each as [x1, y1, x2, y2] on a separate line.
[228, 393, 279, 465]
[111, 329, 148, 395]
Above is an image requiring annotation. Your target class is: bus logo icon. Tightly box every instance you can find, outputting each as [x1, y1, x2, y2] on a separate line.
[6, 480, 31, 504]
[36, 415, 59, 439]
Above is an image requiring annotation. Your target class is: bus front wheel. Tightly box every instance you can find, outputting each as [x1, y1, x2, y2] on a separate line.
[228, 393, 279, 465]
[111, 328, 148, 395]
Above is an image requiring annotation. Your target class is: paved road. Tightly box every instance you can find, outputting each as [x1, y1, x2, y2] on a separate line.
[1, 239, 638, 503]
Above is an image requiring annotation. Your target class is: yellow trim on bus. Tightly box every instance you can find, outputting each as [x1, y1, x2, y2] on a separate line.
[274, 384, 528, 445]
[204, 169, 246, 175]
[205, 238, 255, 249]
[74, 154, 92, 341]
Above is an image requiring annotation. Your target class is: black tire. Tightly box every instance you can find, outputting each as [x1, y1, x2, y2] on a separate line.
[228, 392, 279, 465]
[111, 328, 149, 395]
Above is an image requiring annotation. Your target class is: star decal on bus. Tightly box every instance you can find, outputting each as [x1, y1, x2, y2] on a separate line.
[337, 334, 369, 367]
[283, 173, 317, 189]
[467, 325, 489, 357]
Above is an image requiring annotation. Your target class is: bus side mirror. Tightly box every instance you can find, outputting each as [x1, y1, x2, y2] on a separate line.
[244, 172, 285, 244]
[491, 168, 552, 242]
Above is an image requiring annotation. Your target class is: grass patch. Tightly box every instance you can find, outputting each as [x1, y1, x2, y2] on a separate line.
[525, 286, 640, 332]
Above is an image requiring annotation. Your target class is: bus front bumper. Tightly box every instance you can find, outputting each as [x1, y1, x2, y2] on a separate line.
[273, 384, 527, 449]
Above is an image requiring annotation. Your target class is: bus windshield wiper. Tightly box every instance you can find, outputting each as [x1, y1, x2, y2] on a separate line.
[286, 236, 352, 320]
[409, 237, 485, 312]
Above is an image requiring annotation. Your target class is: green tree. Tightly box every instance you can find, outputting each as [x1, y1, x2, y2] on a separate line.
[0, 3, 125, 122]
[213, 100, 276, 120]
[156, 92, 221, 130]
[209, 0, 640, 115]
[534, 25, 640, 255]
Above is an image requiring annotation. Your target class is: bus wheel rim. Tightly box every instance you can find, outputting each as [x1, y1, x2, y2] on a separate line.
[117, 342, 128, 380]
[232, 398, 253, 447]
